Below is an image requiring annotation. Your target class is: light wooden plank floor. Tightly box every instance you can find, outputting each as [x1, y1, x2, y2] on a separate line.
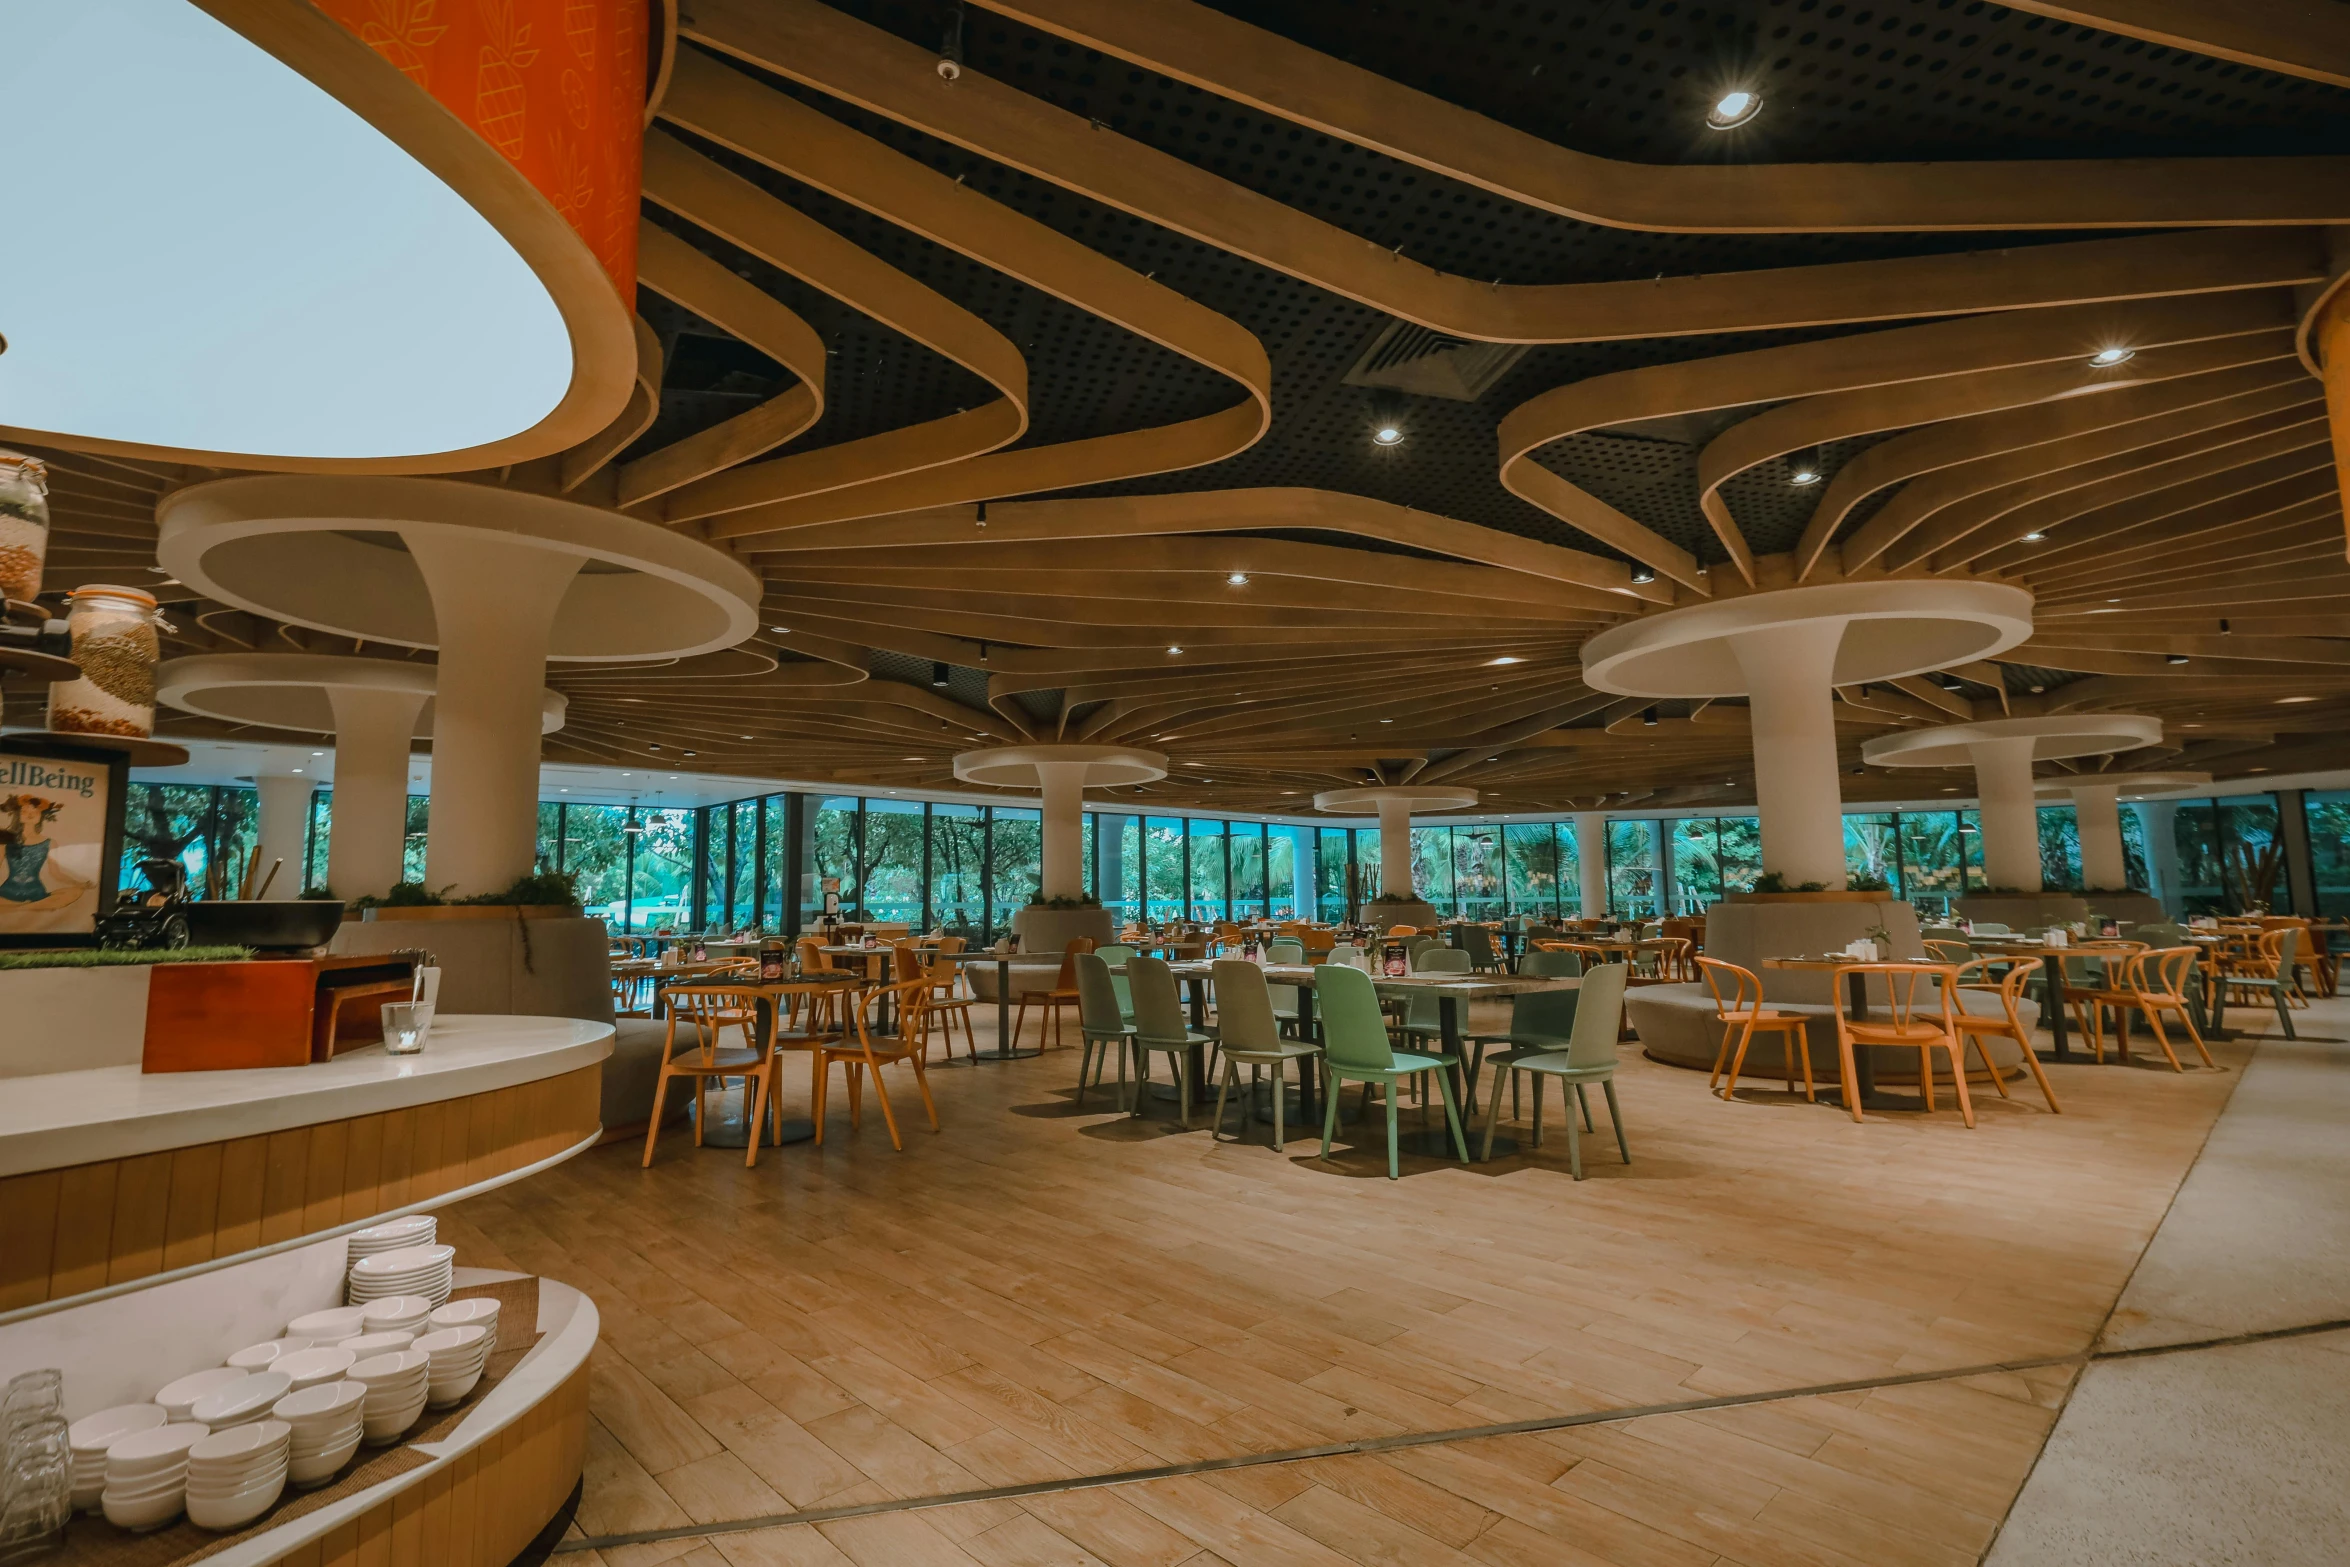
[445, 995, 2279, 1567]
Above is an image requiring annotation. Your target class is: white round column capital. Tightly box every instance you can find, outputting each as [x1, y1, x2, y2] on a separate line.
[952, 744, 1169, 789]
[156, 653, 565, 736]
[2036, 770, 2212, 800]
[1862, 713, 2163, 770]
[1580, 580, 2034, 698]
[1311, 786, 1480, 815]
[155, 475, 763, 662]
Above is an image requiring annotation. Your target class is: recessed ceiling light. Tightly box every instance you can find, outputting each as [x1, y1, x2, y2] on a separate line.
[559, 788, 568, 793]
[2021, 532, 2046, 543]
[291, 767, 303, 774]
[2166, 654, 2191, 665]
[1371, 424, 1404, 447]
[311, 751, 324, 757]
[1488, 656, 1523, 666]
[1630, 568, 1656, 584]
[1789, 464, 1821, 486]
[2029, 684, 2046, 694]
[2278, 696, 2318, 704]
[2089, 346, 2135, 367]
[903, 754, 927, 760]
[1379, 718, 1393, 724]
[1167, 645, 1183, 655]
[741, 734, 754, 740]
[1226, 572, 1249, 586]
[769, 625, 790, 634]
[1706, 88, 1762, 129]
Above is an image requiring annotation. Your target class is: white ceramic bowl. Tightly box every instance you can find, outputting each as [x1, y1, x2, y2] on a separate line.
[187, 1470, 285, 1531]
[412, 1324, 489, 1362]
[348, 1349, 431, 1384]
[424, 1369, 482, 1407]
[350, 1243, 454, 1278]
[187, 1419, 289, 1470]
[106, 1423, 210, 1478]
[288, 1418, 362, 1454]
[187, 1457, 288, 1494]
[189, 1371, 292, 1430]
[227, 1337, 312, 1371]
[346, 1216, 435, 1257]
[426, 1297, 500, 1346]
[155, 1366, 247, 1421]
[273, 1380, 367, 1426]
[102, 1485, 184, 1531]
[287, 1305, 371, 1341]
[70, 1403, 168, 1454]
[341, 1331, 416, 1359]
[362, 1294, 435, 1327]
[288, 1432, 362, 1487]
[272, 1347, 358, 1392]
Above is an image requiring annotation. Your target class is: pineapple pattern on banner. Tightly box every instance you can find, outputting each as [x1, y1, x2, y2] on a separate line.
[315, 0, 646, 302]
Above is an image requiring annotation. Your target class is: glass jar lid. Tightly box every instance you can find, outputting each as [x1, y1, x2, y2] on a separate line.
[0, 451, 48, 492]
[66, 583, 159, 610]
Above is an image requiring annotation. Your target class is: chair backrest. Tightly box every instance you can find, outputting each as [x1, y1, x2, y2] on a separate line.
[1972, 922, 2011, 934]
[1458, 924, 1497, 962]
[936, 935, 967, 955]
[1404, 934, 1445, 966]
[1988, 955, 2040, 1027]
[1210, 960, 1283, 1053]
[666, 985, 762, 1062]
[1923, 939, 1974, 965]
[1696, 956, 1763, 1018]
[1314, 963, 1397, 1071]
[1563, 964, 1629, 1069]
[1831, 962, 1959, 1031]
[1056, 936, 1095, 987]
[1507, 982, 1580, 1042]
[1385, 924, 1419, 937]
[1520, 949, 1582, 979]
[2268, 926, 2301, 972]
[855, 978, 931, 1051]
[1074, 952, 1125, 1035]
[891, 941, 925, 983]
[1413, 946, 1473, 976]
[1126, 955, 1191, 1044]
[2133, 921, 2183, 948]
[1267, 938, 1306, 964]
[796, 937, 832, 973]
[2133, 946, 2197, 1000]
[1326, 942, 1373, 972]
[1300, 928, 1337, 954]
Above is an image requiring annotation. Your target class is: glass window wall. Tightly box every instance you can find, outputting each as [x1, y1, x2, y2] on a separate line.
[862, 799, 926, 924]
[1188, 818, 1227, 921]
[929, 803, 985, 937]
[1317, 829, 1352, 921]
[988, 806, 1041, 935]
[1504, 822, 1561, 919]
[1229, 822, 1267, 919]
[1607, 820, 1659, 919]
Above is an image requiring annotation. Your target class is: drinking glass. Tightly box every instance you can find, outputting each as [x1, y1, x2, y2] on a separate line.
[0, 1411, 69, 1554]
[381, 1002, 427, 1055]
[0, 1372, 58, 1434]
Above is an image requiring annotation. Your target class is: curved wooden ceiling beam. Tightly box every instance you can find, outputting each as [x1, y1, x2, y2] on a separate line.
[1995, 2, 2350, 90]
[1979, 448, 2336, 575]
[1502, 292, 2293, 588]
[640, 132, 1031, 516]
[554, 314, 664, 494]
[651, 46, 1270, 541]
[681, 0, 2326, 346]
[1794, 356, 2313, 575]
[623, 220, 826, 508]
[981, 0, 2350, 231]
[1833, 366, 2316, 572]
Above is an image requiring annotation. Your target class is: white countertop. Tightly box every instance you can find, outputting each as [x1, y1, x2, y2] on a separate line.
[0, 1015, 612, 1177]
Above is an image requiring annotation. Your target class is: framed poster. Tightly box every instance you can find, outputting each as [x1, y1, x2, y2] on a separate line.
[0, 739, 128, 945]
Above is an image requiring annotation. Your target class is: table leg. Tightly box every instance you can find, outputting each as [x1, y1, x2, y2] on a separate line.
[1399, 994, 1515, 1159]
[2042, 965, 2073, 1063]
[1297, 986, 1320, 1124]
[693, 997, 812, 1149]
[973, 958, 1041, 1061]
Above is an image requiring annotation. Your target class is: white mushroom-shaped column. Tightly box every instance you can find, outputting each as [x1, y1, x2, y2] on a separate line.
[2037, 770, 2210, 894]
[1313, 786, 1479, 907]
[953, 745, 1168, 899]
[1582, 581, 2034, 888]
[158, 477, 759, 896]
[1864, 715, 2164, 892]
[157, 653, 566, 899]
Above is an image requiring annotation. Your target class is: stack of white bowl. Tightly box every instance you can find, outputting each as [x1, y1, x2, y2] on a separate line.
[361, 1294, 436, 1337]
[65, 1404, 165, 1512]
[286, 1305, 371, 1346]
[189, 1372, 291, 1432]
[184, 1420, 289, 1530]
[100, 1423, 208, 1532]
[349, 1351, 430, 1445]
[226, 1338, 311, 1373]
[413, 1326, 492, 1407]
[339, 1331, 415, 1361]
[273, 1382, 365, 1489]
[345, 1214, 435, 1267]
[346, 1244, 454, 1309]
[272, 1347, 358, 1393]
[155, 1367, 246, 1422]
[427, 1297, 501, 1354]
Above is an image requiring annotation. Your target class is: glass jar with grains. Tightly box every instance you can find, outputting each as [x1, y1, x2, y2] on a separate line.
[0, 451, 48, 604]
[47, 585, 160, 739]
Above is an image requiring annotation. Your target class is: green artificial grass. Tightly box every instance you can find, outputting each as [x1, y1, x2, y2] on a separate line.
[0, 945, 254, 971]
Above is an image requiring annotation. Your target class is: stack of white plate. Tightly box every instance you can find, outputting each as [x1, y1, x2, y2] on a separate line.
[272, 1347, 357, 1393]
[427, 1297, 500, 1355]
[184, 1420, 290, 1531]
[345, 1215, 435, 1267]
[339, 1331, 415, 1361]
[101, 1423, 208, 1532]
[346, 1244, 454, 1309]
[274, 1381, 365, 1489]
[226, 1338, 311, 1372]
[189, 1371, 291, 1432]
[287, 1305, 371, 1346]
[349, 1350, 430, 1445]
[362, 1294, 435, 1336]
[155, 1367, 246, 1422]
[66, 1404, 165, 1512]
[413, 1325, 491, 1407]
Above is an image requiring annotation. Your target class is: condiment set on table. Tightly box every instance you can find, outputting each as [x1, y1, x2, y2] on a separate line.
[13, 1214, 507, 1538]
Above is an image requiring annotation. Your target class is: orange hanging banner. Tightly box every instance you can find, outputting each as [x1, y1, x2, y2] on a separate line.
[315, 0, 647, 301]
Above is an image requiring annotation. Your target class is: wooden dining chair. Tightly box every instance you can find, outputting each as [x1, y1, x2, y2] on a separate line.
[2077, 946, 2215, 1069]
[919, 944, 980, 1061]
[1828, 962, 1971, 1126]
[1947, 957, 2063, 1111]
[1697, 957, 1813, 1102]
[1012, 937, 1093, 1050]
[643, 984, 783, 1169]
[812, 977, 940, 1151]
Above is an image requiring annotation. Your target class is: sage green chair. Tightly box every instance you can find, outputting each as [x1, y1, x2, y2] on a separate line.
[1265, 938, 1306, 1030]
[1325, 942, 1374, 972]
[1401, 946, 1474, 1053]
[1315, 962, 1467, 1178]
[1465, 979, 1579, 1112]
[1454, 923, 1502, 973]
[1126, 955, 1211, 1127]
[1208, 960, 1321, 1150]
[1481, 963, 1630, 1178]
[1403, 933, 1446, 969]
[1073, 953, 1136, 1111]
[2219, 926, 2300, 1040]
[1095, 944, 1137, 1020]
[1520, 949, 1582, 979]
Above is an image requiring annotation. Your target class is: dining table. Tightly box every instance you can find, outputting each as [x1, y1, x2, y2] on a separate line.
[1755, 956, 1930, 1112]
[944, 950, 1045, 1062]
[1963, 937, 2141, 1059]
[1159, 960, 1580, 1159]
[678, 975, 866, 1149]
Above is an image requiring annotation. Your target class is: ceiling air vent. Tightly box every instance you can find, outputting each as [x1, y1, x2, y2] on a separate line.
[1342, 321, 1530, 402]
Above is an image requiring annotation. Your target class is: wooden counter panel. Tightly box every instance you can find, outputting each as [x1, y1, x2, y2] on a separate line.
[0, 1065, 600, 1313]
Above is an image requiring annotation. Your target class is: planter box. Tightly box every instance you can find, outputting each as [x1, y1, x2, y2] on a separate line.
[362, 903, 583, 922]
[1724, 891, 1893, 904]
